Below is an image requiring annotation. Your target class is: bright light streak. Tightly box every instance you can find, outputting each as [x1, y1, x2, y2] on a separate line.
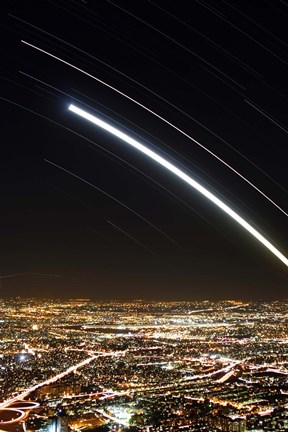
[68, 104, 288, 267]
[21, 40, 288, 217]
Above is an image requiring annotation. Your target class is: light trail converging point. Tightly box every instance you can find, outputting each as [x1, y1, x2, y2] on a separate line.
[68, 103, 288, 268]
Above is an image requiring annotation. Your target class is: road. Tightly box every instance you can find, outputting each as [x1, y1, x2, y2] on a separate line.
[0, 352, 122, 408]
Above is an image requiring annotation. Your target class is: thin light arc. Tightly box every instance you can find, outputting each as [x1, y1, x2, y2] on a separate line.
[21, 40, 288, 217]
[68, 103, 288, 268]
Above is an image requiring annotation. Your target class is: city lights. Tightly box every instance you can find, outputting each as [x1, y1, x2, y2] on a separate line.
[0, 298, 287, 430]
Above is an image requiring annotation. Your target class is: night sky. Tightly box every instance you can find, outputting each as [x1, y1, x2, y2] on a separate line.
[1, 0, 287, 300]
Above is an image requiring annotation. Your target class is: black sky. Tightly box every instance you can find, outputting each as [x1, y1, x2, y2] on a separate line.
[0, 0, 287, 300]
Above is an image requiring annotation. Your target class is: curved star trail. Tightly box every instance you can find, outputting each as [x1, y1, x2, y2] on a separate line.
[21, 40, 288, 217]
[68, 103, 288, 268]
[44, 159, 185, 252]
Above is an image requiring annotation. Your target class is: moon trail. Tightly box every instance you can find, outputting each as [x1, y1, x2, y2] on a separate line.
[21, 40, 288, 217]
[68, 103, 288, 268]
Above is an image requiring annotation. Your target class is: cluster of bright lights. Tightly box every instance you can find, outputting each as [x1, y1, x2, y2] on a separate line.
[68, 104, 288, 268]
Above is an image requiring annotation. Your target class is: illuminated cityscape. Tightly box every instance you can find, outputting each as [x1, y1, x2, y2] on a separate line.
[0, 298, 287, 431]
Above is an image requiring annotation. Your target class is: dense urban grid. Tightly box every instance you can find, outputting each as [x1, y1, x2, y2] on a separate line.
[0, 298, 287, 431]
